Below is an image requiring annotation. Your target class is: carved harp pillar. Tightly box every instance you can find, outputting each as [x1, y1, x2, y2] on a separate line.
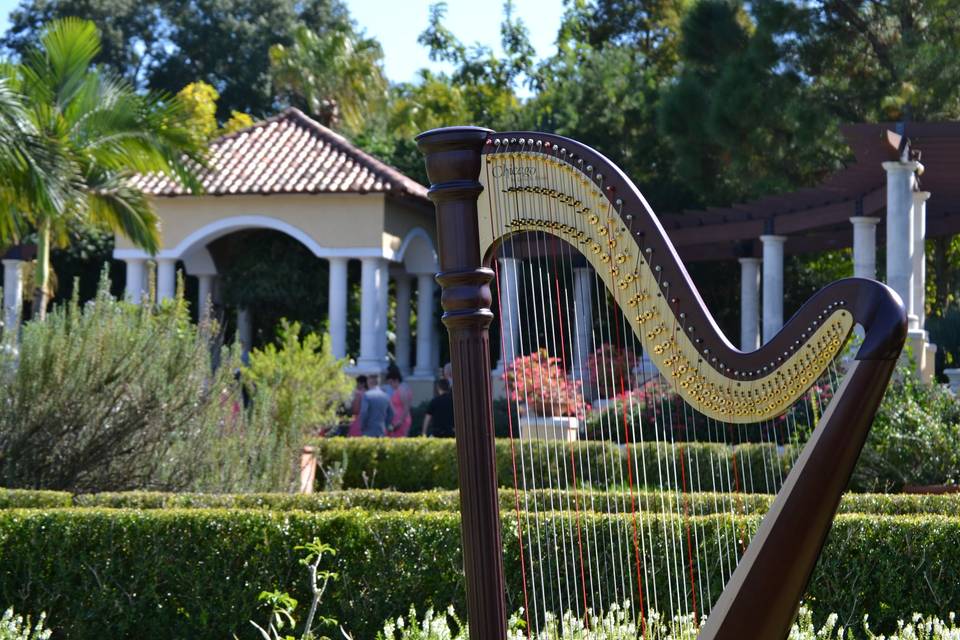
[417, 128, 906, 640]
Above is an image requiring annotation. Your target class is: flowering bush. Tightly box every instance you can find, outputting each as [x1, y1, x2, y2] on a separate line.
[0, 608, 50, 640]
[587, 344, 638, 399]
[504, 349, 587, 419]
[374, 605, 960, 639]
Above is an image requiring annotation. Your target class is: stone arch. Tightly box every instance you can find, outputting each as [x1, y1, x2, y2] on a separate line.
[396, 227, 438, 274]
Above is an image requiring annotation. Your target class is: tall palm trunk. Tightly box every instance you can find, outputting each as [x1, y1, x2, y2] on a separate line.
[33, 219, 50, 320]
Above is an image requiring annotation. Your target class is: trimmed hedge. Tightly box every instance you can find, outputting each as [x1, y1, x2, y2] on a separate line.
[0, 508, 959, 638]
[3, 487, 959, 517]
[311, 437, 794, 494]
[0, 488, 72, 509]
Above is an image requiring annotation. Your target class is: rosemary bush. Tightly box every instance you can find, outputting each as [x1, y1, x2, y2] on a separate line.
[0, 277, 298, 493]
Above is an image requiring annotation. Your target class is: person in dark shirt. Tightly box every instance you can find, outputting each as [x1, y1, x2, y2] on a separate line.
[422, 378, 455, 438]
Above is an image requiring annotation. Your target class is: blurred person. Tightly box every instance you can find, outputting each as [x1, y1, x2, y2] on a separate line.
[359, 374, 393, 437]
[386, 369, 413, 438]
[347, 375, 368, 437]
[422, 378, 454, 438]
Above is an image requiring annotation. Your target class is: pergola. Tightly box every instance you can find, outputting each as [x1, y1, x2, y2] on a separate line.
[110, 108, 440, 388]
[652, 122, 960, 379]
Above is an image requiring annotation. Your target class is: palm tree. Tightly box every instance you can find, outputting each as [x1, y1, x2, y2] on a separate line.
[2, 18, 203, 318]
[269, 24, 388, 135]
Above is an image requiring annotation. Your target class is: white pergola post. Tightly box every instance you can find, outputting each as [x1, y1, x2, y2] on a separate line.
[2, 259, 23, 337]
[414, 273, 435, 377]
[738, 257, 761, 351]
[377, 266, 390, 366]
[357, 256, 388, 372]
[394, 274, 412, 375]
[883, 160, 920, 327]
[571, 266, 593, 380]
[912, 191, 930, 330]
[124, 258, 147, 303]
[237, 308, 252, 353]
[760, 235, 786, 344]
[327, 257, 349, 360]
[196, 274, 215, 319]
[496, 257, 521, 372]
[850, 216, 880, 280]
[156, 258, 177, 302]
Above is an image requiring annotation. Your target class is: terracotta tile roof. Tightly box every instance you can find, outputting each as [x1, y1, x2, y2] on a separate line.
[133, 107, 428, 201]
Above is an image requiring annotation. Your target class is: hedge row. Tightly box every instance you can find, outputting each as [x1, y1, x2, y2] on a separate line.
[0, 508, 958, 638]
[3, 487, 959, 517]
[312, 437, 797, 494]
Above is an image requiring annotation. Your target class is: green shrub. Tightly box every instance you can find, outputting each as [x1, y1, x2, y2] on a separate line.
[244, 319, 353, 438]
[0, 277, 306, 494]
[854, 367, 960, 491]
[0, 280, 239, 492]
[0, 508, 959, 638]
[0, 488, 944, 518]
[0, 490, 71, 509]
[311, 437, 790, 494]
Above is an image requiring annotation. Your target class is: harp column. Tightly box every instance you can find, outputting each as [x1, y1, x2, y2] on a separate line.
[417, 126, 507, 640]
[572, 265, 594, 381]
[760, 234, 786, 344]
[494, 256, 520, 372]
[850, 216, 880, 279]
[738, 257, 761, 351]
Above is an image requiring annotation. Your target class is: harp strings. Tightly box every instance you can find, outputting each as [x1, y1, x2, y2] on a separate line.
[485, 141, 848, 633]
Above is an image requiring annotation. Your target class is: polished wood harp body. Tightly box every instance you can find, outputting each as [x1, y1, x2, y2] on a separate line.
[416, 127, 906, 639]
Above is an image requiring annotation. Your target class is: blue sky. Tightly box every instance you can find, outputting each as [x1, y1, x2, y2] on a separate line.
[0, 0, 566, 85]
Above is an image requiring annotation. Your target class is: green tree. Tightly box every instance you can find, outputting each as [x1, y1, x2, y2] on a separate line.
[245, 319, 353, 442]
[2, 0, 355, 117]
[270, 24, 387, 135]
[3, 18, 203, 318]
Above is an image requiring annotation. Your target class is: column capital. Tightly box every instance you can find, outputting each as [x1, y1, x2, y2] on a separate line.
[849, 216, 880, 226]
[2, 259, 22, 268]
[882, 160, 923, 174]
[738, 256, 761, 265]
[759, 234, 787, 245]
[912, 190, 931, 203]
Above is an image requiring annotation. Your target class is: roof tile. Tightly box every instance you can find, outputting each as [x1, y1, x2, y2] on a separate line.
[133, 107, 428, 201]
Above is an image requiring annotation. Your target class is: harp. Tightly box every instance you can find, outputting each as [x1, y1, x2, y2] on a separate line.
[416, 127, 906, 639]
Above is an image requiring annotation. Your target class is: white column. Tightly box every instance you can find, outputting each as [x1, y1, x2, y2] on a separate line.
[912, 191, 930, 330]
[571, 266, 593, 380]
[2, 259, 22, 336]
[156, 258, 177, 302]
[237, 308, 252, 353]
[883, 160, 920, 326]
[395, 274, 412, 374]
[738, 257, 761, 351]
[357, 257, 388, 372]
[196, 274, 215, 319]
[850, 216, 880, 280]
[377, 265, 390, 364]
[327, 257, 349, 360]
[124, 258, 146, 303]
[414, 273, 435, 377]
[760, 235, 786, 344]
[496, 257, 521, 371]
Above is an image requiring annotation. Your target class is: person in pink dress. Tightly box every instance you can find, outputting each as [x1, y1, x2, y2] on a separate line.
[386, 369, 413, 438]
[347, 375, 368, 437]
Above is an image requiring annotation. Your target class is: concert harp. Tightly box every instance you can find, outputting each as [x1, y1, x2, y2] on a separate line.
[416, 127, 906, 639]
